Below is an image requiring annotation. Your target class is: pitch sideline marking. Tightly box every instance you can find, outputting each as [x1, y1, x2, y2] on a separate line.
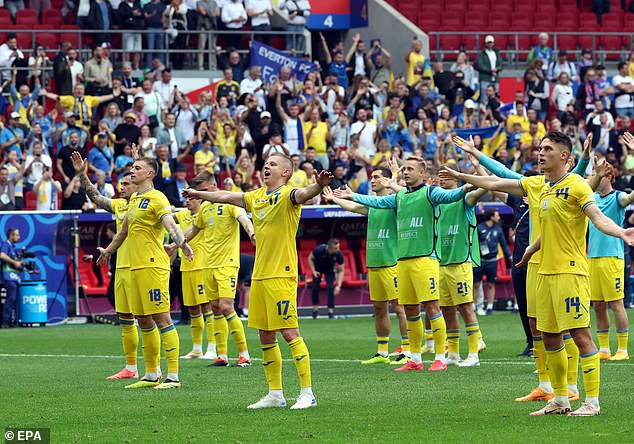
[0, 353, 632, 366]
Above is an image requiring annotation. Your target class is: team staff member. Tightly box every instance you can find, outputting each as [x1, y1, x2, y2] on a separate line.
[97, 157, 193, 390]
[308, 239, 344, 320]
[184, 153, 333, 410]
[0, 228, 22, 328]
[72, 151, 141, 380]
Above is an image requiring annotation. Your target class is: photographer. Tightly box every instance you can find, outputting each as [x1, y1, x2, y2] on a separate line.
[1, 228, 22, 328]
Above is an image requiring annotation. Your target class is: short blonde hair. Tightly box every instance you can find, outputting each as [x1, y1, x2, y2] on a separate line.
[405, 155, 427, 171]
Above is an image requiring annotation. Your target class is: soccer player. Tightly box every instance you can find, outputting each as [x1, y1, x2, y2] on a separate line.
[441, 131, 634, 416]
[588, 161, 633, 361]
[183, 153, 333, 409]
[452, 135, 589, 402]
[184, 171, 256, 367]
[321, 168, 410, 366]
[334, 156, 471, 372]
[96, 157, 193, 390]
[437, 163, 488, 367]
[173, 193, 213, 360]
[71, 151, 142, 380]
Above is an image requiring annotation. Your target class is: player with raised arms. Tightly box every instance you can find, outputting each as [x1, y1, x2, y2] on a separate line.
[97, 157, 193, 390]
[183, 153, 333, 409]
[441, 131, 634, 416]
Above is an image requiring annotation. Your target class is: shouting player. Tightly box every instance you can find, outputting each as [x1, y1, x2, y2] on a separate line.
[184, 153, 333, 409]
[97, 157, 193, 390]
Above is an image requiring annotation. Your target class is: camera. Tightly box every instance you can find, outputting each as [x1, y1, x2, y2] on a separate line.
[12, 248, 37, 274]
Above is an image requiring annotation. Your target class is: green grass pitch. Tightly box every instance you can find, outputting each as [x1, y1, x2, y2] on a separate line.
[1, 312, 633, 443]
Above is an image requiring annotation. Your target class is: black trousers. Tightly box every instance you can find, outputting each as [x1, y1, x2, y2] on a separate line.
[311, 271, 336, 309]
[511, 265, 532, 347]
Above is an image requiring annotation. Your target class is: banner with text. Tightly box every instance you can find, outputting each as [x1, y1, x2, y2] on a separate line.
[250, 41, 316, 83]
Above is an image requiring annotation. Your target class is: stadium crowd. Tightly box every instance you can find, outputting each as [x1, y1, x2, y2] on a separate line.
[0, 0, 632, 215]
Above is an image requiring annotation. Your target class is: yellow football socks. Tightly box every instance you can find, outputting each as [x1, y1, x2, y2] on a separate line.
[466, 322, 480, 355]
[262, 341, 283, 391]
[533, 336, 550, 383]
[617, 329, 629, 352]
[159, 323, 180, 377]
[564, 334, 579, 387]
[119, 317, 138, 368]
[203, 310, 215, 348]
[447, 329, 460, 355]
[429, 312, 447, 359]
[141, 325, 160, 374]
[407, 315, 423, 360]
[226, 311, 248, 353]
[289, 337, 312, 388]
[597, 329, 610, 352]
[401, 335, 410, 354]
[545, 345, 568, 398]
[377, 336, 389, 356]
[214, 314, 228, 358]
[580, 349, 601, 397]
[190, 313, 204, 352]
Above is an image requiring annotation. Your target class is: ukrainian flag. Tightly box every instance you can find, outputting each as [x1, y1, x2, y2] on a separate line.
[454, 125, 506, 158]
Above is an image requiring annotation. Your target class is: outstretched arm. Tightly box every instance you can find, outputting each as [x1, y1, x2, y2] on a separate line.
[466, 188, 489, 207]
[182, 189, 245, 208]
[585, 203, 634, 245]
[293, 170, 333, 205]
[322, 186, 369, 215]
[453, 135, 523, 180]
[428, 185, 469, 205]
[72, 151, 113, 212]
[439, 167, 525, 196]
[572, 133, 592, 176]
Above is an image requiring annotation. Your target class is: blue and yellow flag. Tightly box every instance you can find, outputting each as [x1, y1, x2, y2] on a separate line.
[455, 125, 506, 158]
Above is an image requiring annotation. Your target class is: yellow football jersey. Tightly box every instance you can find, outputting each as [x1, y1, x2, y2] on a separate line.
[194, 201, 245, 268]
[127, 189, 172, 271]
[244, 185, 301, 280]
[289, 169, 308, 188]
[112, 198, 130, 269]
[537, 173, 595, 276]
[518, 174, 545, 265]
[175, 209, 204, 271]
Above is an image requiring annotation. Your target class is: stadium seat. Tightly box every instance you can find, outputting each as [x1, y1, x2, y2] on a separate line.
[24, 191, 36, 210]
[439, 35, 462, 52]
[341, 250, 367, 287]
[496, 258, 512, 283]
[555, 35, 579, 52]
[0, 9, 10, 21]
[15, 9, 38, 25]
[510, 15, 533, 31]
[556, 12, 579, 30]
[299, 239, 318, 251]
[36, 32, 59, 51]
[533, 12, 555, 30]
[440, 12, 464, 28]
[0, 18, 12, 30]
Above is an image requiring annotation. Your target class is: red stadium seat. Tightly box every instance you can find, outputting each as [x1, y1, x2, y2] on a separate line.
[440, 12, 464, 28]
[556, 12, 579, 30]
[579, 12, 600, 29]
[511, 15, 533, 31]
[342, 250, 367, 287]
[15, 9, 38, 24]
[24, 191, 37, 210]
[35, 32, 59, 51]
[439, 35, 462, 51]
[490, 2, 513, 13]
[533, 12, 555, 30]
[0, 9, 10, 21]
[60, 32, 79, 49]
[555, 35, 579, 52]
[0, 18, 12, 30]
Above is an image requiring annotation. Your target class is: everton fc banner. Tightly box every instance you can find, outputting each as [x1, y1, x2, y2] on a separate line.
[250, 41, 316, 83]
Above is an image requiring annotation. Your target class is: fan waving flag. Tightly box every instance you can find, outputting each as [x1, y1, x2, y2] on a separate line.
[250, 41, 317, 83]
[455, 125, 507, 157]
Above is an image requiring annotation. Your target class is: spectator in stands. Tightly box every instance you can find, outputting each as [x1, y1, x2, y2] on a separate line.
[221, 0, 248, 50]
[551, 72, 575, 121]
[319, 33, 349, 89]
[216, 68, 241, 108]
[476, 35, 503, 102]
[217, 49, 250, 83]
[405, 37, 432, 87]
[57, 131, 87, 186]
[304, 146, 324, 172]
[308, 239, 344, 319]
[157, 112, 187, 159]
[196, 0, 219, 70]
[86, 0, 113, 46]
[592, 0, 611, 24]
[613, 62, 634, 117]
[153, 145, 173, 190]
[119, 0, 145, 70]
[113, 112, 141, 157]
[58, 112, 89, 149]
[367, 41, 392, 87]
[0, 112, 24, 161]
[524, 69, 549, 122]
[349, 107, 376, 156]
[94, 170, 115, 198]
[43, 84, 119, 128]
[577, 68, 607, 118]
[4, 0, 25, 20]
[449, 51, 476, 90]
[152, 68, 176, 106]
[126, 97, 148, 127]
[0, 34, 24, 83]
[114, 143, 134, 175]
[9, 68, 40, 129]
[164, 0, 188, 69]
[52, 42, 72, 96]
[446, 71, 474, 114]
[2, 151, 24, 209]
[32, 165, 60, 211]
[106, 76, 129, 113]
[88, 132, 115, 180]
[102, 103, 122, 131]
[346, 33, 370, 80]
[240, 66, 265, 109]
[194, 138, 216, 173]
[75, 0, 91, 28]
[577, 48, 594, 82]
[62, 174, 89, 210]
[163, 163, 189, 206]
[246, 0, 273, 44]
[143, 0, 166, 67]
[279, 0, 310, 52]
[431, 61, 453, 98]
[589, 113, 618, 155]
[23, 142, 52, 191]
[547, 50, 577, 83]
[527, 33, 553, 74]
[303, 104, 332, 168]
[138, 124, 157, 157]
[172, 96, 198, 146]
[65, 47, 84, 92]
[519, 120, 544, 152]
[135, 79, 164, 131]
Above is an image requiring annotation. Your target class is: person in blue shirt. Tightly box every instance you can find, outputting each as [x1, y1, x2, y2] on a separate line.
[0, 112, 25, 161]
[527, 33, 553, 76]
[587, 161, 634, 361]
[319, 33, 349, 89]
[114, 143, 134, 176]
[0, 228, 22, 328]
[87, 133, 114, 181]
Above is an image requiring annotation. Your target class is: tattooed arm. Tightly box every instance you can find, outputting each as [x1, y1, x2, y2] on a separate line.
[72, 150, 113, 213]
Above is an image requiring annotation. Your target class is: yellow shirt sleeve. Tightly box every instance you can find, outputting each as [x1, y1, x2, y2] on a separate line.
[59, 96, 74, 110]
[571, 176, 596, 211]
[243, 190, 254, 213]
[152, 191, 172, 221]
[85, 96, 102, 108]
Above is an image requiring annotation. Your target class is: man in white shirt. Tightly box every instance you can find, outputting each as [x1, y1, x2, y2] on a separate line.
[279, 0, 310, 52]
[172, 96, 198, 144]
[152, 68, 176, 105]
[24, 143, 52, 190]
[0, 34, 24, 82]
[350, 108, 377, 157]
[94, 170, 115, 198]
[585, 99, 615, 128]
[246, 0, 272, 43]
[67, 48, 84, 90]
[346, 33, 367, 77]
[136, 78, 165, 128]
[240, 66, 266, 109]
[547, 50, 577, 83]
[221, 0, 247, 49]
[612, 62, 634, 118]
[33, 167, 62, 211]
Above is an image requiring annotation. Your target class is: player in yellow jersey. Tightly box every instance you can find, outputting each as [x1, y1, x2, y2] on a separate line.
[97, 157, 193, 390]
[72, 152, 146, 380]
[172, 194, 214, 360]
[442, 131, 634, 417]
[184, 153, 333, 410]
[184, 170, 256, 367]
